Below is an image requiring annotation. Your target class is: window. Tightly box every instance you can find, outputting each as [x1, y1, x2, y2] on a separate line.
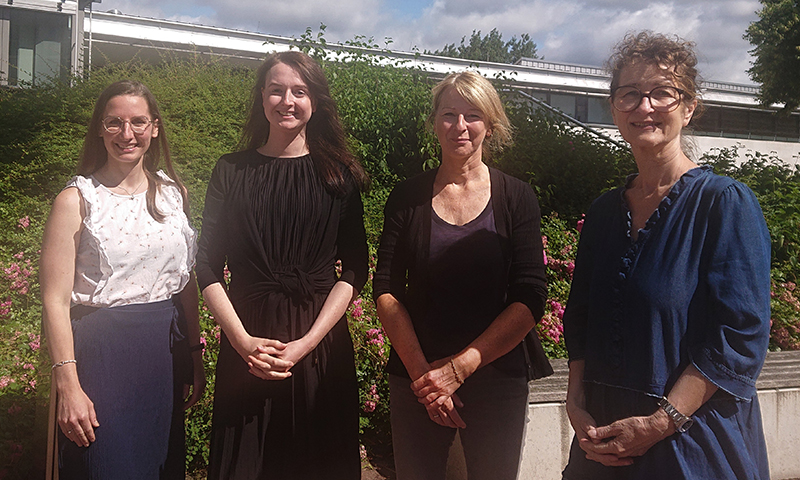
[550, 93, 576, 117]
[8, 9, 71, 85]
[587, 96, 613, 125]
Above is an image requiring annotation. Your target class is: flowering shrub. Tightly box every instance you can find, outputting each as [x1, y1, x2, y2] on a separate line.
[184, 300, 220, 471]
[0, 56, 798, 478]
[0, 325, 47, 480]
[770, 279, 800, 351]
[537, 214, 581, 358]
[345, 256, 392, 460]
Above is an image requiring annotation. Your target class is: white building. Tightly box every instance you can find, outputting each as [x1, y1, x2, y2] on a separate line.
[2, 0, 798, 163]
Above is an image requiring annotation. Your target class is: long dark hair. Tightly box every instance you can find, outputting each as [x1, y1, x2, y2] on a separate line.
[239, 51, 368, 194]
[78, 80, 189, 222]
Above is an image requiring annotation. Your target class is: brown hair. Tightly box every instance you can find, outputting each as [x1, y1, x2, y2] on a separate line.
[606, 31, 703, 113]
[239, 51, 368, 194]
[78, 80, 188, 222]
[428, 71, 513, 159]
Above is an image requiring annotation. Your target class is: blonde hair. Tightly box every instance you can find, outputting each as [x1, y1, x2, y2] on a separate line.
[428, 71, 513, 158]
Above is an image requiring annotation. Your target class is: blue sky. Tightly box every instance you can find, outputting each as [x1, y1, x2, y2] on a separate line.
[391, 0, 432, 19]
[98, 0, 763, 85]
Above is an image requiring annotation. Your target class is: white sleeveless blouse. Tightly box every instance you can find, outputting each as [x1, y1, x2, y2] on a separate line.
[68, 172, 197, 307]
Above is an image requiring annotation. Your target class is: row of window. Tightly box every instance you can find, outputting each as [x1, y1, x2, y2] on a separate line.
[528, 90, 800, 143]
[2, 8, 798, 143]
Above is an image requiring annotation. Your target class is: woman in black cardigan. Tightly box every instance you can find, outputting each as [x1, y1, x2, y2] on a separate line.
[374, 71, 549, 480]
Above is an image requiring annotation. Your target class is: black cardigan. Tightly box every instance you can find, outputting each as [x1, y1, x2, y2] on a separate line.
[374, 166, 550, 378]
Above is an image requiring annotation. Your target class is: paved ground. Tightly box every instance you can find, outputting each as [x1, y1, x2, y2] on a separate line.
[361, 448, 396, 480]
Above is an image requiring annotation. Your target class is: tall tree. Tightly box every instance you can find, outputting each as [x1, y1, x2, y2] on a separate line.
[427, 28, 538, 64]
[744, 0, 800, 112]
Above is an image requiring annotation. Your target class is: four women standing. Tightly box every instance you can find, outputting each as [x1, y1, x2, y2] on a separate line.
[42, 35, 774, 479]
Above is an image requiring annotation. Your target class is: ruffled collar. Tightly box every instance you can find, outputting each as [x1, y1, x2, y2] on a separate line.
[620, 165, 711, 241]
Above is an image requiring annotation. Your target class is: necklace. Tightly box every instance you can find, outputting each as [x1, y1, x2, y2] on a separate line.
[95, 172, 147, 199]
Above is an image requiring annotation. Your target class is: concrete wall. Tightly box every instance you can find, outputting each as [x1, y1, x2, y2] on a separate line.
[517, 387, 800, 480]
[446, 352, 800, 480]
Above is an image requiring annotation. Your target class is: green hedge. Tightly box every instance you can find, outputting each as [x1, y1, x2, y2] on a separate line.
[1, 54, 798, 477]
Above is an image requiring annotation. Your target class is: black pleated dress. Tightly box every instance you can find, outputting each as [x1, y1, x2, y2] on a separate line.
[196, 150, 368, 480]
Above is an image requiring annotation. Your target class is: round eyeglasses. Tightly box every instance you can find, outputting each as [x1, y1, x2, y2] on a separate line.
[611, 86, 686, 113]
[101, 116, 154, 134]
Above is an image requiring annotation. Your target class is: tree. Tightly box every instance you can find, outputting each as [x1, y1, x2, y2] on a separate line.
[744, 0, 800, 112]
[426, 28, 538, 64]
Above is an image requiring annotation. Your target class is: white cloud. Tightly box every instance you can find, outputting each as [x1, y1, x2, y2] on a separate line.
[97, 0, 762, 84]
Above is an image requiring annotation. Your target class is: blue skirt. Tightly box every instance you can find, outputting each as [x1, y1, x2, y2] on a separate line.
[58, 300, 187, 479]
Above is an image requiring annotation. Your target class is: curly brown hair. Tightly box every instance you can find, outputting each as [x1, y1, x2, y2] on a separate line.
[606, 31, 703, 113]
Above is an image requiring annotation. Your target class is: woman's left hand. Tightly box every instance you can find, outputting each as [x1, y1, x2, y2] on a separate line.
[579, 410, 673, 466]
[411, 357, 463, 407]
[273, 338, 313, 367]
[183, 350, 206, 410]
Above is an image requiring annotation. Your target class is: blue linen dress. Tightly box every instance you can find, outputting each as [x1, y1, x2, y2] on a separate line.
[562, 166, 772, 479]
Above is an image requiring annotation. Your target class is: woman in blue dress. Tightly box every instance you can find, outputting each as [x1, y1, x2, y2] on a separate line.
[562, 32, 771, 479]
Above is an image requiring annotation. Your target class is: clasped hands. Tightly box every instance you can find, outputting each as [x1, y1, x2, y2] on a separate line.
[410, 357, 467, 429]
[567, 401, 673, 467]
[240, 335, 312, 380]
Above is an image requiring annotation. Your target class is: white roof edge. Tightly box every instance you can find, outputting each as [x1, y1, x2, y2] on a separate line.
[84, 11, 786, 110]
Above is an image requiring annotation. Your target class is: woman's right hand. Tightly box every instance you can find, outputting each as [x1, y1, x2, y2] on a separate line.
[425, 391, 466, 429]
[566, 394, 599, 445]
[56, 376, 100, 447]
[237, 335, 294, 380]
[412, 359, 467, 429]
[564, 360, 601, 447]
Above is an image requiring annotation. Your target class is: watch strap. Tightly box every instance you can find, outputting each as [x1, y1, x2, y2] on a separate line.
[658, 396, 694, 433]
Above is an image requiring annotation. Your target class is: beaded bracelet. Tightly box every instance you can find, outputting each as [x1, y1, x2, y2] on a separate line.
[52, 359, 77, 370]
[449, 356, 463, 385]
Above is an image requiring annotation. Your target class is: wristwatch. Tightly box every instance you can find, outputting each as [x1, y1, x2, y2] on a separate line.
[658, 396, 694, 433]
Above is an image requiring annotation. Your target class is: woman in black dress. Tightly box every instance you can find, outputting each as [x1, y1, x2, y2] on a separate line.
[196, 51, 369, 479]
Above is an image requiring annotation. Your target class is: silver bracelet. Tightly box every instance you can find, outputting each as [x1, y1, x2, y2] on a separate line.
[51, 359, 77, 370]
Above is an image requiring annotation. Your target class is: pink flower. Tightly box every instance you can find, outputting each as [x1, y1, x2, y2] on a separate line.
[199, 336, 207, 356]
[360, 445, 368, 461]
[351, 304, 364, 319]
[576, 214, 585, 233]
[17, 216, 30, 229]
[542, 251, 548, 266]
[13, 252, 24, 260]
[367, 328, 385, 346]
[363, 400, 376, 413]
[0, 299, 11, 317]
[0, 376, 13, 388]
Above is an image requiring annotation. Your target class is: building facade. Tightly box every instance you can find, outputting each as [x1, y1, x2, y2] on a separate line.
[2, 0, 798, 163]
